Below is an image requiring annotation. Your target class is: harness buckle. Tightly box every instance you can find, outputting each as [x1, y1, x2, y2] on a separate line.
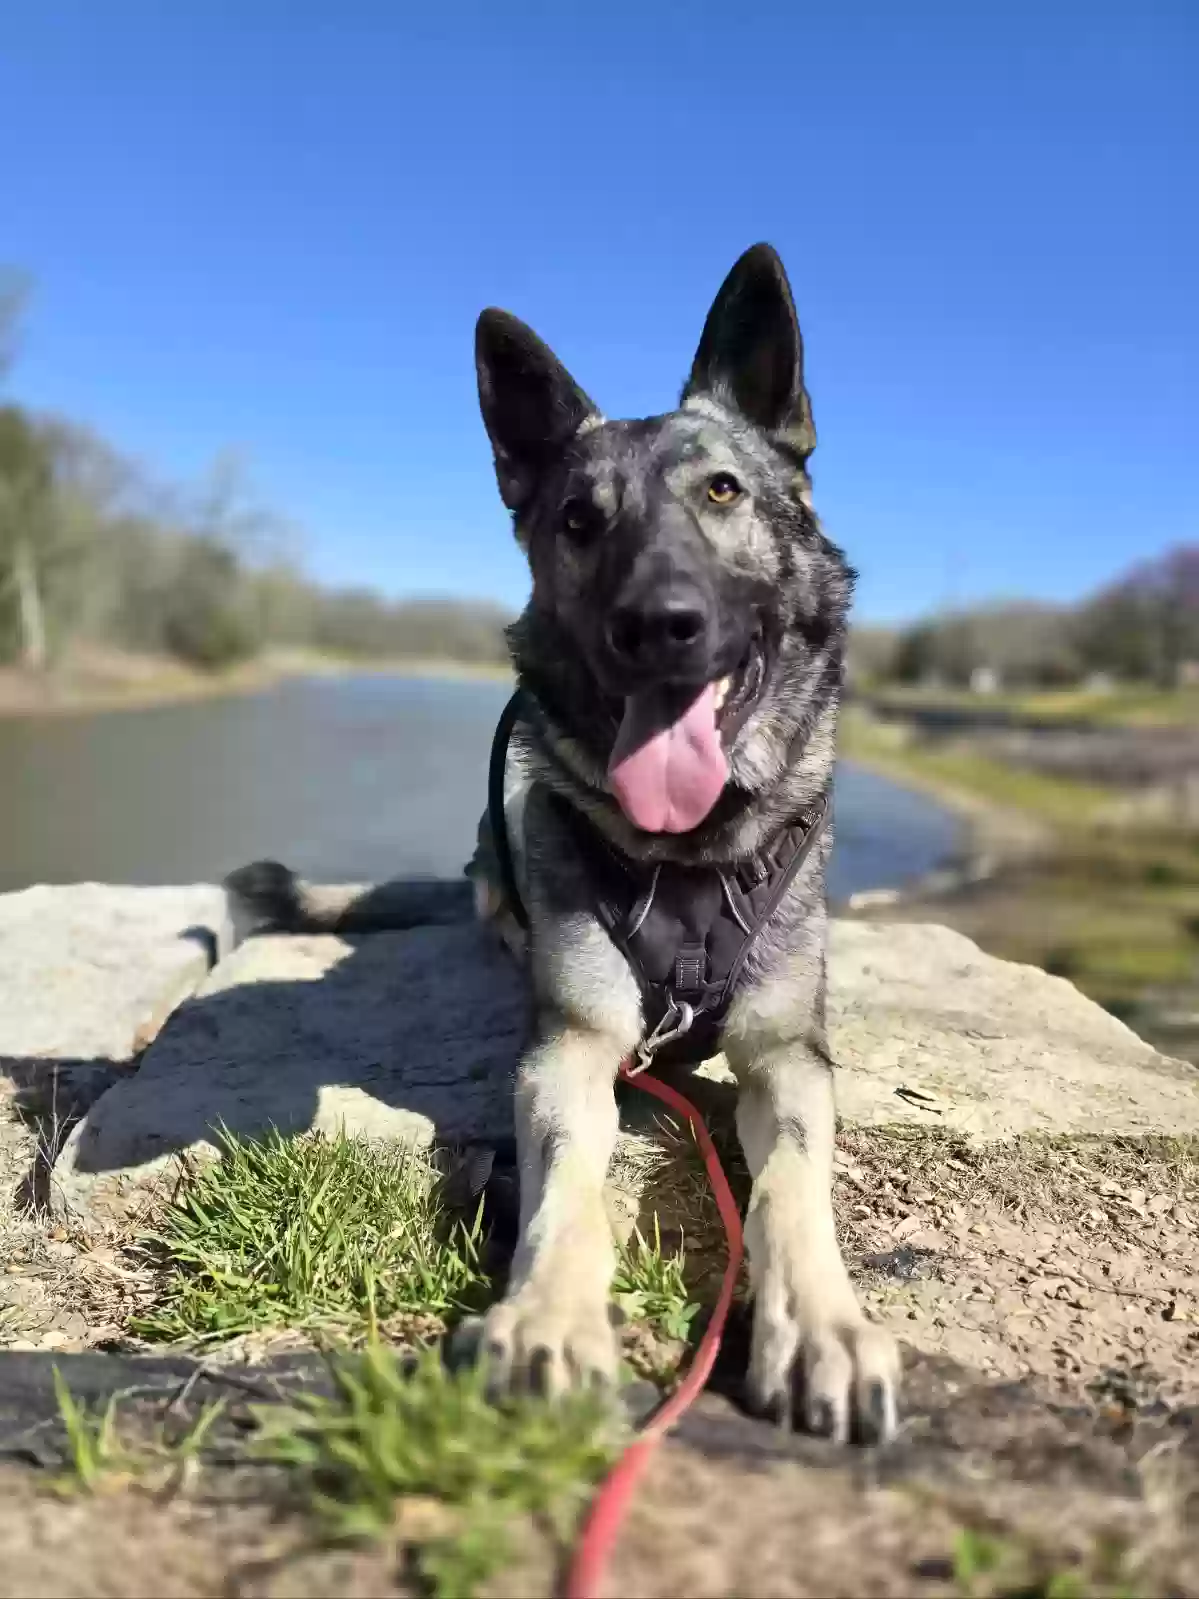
[627, 1000, 695, 1077]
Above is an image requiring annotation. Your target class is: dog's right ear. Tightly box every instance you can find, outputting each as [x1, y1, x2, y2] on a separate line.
[475, 310, 598, 514]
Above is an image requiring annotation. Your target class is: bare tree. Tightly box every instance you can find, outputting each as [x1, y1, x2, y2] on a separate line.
[0, 406, 53, 667]
[0, 268, 31, 379]
[0, 279, 513, 673]
[1076, 546, 1199, 687]
[186, 448, 301, 569]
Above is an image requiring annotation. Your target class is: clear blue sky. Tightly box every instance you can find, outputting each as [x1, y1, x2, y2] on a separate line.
[3, 1, 1195, 623]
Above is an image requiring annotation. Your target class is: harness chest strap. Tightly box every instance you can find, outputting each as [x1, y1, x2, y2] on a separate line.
[552, 788, 828, 1066]
[488, 692, 829, 1066]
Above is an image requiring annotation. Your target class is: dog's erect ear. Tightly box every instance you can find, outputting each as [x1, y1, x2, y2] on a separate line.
[682, 243, 816, 462]
[476, 310, 598, 513]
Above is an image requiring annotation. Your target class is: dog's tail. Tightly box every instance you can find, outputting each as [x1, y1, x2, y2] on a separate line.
[223, 860, 475, 942]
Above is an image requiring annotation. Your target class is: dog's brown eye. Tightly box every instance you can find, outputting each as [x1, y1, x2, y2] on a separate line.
[706, 473, 742, 506]
[561, 497, 599, 542]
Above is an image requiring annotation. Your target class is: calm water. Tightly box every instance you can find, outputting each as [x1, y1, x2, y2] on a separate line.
[0, 675, 962, 899]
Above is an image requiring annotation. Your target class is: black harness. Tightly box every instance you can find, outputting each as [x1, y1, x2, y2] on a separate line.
[488, 691, 828, 1069]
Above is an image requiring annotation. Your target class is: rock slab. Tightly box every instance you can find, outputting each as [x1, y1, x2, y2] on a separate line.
[0, 883, 228, 1242]
[829, 920, 1198, 1138]
[0, 883, 226, 1070]
[52, 921, 527, 1220]
[49, 908, 1198, 1222]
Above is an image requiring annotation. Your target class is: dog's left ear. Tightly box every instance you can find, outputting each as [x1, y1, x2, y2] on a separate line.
[476, 310, 599, 514]
[682, 243, 816, 464]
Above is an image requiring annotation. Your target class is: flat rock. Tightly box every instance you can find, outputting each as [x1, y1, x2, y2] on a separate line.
[830, 920, 1199, 1139]
[51, 922, 528, 1221]
[49, 910, 1198, 1223]
[0, 884, 226, 1115]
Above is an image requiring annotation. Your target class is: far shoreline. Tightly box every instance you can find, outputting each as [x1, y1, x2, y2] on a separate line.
[839, 710, 1052, 851]
[0, 649, 515, 723]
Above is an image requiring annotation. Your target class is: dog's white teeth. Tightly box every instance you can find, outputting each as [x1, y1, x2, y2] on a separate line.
[713, 676, 732, 711]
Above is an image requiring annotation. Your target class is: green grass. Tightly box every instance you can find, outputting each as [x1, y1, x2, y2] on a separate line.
[840, 710, 1112, 830]
[951, 1527, 1076, 1598]
[92, 1117, 622, 1597]
[1067, 938, 1195, 988]
[50, 1367, 227, 1496]
[52, 1368, 127, 1492]
[612, 1214, 700, 1343]
[949, 1524, 1139, 1599]
[48, 1347, 617, 1598]
[253, 1342, 617, 1599]
[903, 748, 1112, 829]
[864, 682, 1199, 729]
[130, 1127, 489, 1346]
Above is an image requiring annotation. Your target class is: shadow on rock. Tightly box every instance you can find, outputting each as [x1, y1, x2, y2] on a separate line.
[48, 878, 533, 1223]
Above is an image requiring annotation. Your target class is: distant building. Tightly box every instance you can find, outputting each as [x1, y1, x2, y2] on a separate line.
[969, 665, 1001, 695]
[1084, 671, 1116, 694]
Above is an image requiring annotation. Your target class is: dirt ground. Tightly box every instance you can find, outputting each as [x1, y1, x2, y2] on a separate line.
[839, 1125, 1199, 1402]
[0, 1342, 1195, 1598]
[4, 1061, 1199, 1597]
[8, 1098, 1198, 1404]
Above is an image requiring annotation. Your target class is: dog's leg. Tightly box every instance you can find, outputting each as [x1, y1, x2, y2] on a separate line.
[463, 782, 642, 1395]
[475, 1013, 629, 1394]
[725, 948, 899, 1442]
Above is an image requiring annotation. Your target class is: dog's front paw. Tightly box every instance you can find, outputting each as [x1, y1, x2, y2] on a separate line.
[748, 1293, 899, 1445]
[457, 1288, 618, 1399]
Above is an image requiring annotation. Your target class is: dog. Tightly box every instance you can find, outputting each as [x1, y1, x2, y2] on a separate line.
[226, 244, 898, 1444]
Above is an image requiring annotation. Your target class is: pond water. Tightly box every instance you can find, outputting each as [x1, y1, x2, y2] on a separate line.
[0, 674, 963, 899]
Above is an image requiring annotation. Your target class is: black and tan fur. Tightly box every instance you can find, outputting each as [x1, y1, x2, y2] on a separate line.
[226, 245, 899, 1443]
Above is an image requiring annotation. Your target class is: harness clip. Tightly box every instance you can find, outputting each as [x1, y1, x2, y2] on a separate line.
[627, 1001, 695, 1077]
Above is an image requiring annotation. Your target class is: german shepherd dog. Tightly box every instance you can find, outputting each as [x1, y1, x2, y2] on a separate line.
[226, 245, 898, 1443]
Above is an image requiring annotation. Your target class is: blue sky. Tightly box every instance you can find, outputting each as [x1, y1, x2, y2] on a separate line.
[3, 1, 1195, 623]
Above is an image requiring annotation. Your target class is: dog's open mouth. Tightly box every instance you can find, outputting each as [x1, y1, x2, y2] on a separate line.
[607, 638, 766, 834]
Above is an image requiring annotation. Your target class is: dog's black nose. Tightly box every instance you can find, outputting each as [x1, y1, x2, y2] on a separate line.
[606, 584, 711, 677]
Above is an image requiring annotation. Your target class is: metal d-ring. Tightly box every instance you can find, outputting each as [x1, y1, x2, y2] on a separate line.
[627, 1000, 695, 1077]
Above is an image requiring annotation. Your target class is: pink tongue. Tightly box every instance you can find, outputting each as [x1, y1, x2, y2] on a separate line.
[608, 682, 728, 833]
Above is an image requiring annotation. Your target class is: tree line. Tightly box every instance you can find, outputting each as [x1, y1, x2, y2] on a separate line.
[5, 273, 1190, 690]
[852, 551, 1199, 694]
[0, 275, 511, 673]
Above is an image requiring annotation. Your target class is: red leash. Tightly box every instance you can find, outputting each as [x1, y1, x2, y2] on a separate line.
[565, 1063, 744, 1599]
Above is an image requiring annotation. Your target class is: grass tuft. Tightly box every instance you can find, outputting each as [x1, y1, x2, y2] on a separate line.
[51, 1368, 228, 1497]
[613, 1214, 699, 1343]
[253, 1341, 617, 1598]
[52, 1368, 128, 1492]
[949, 1523, 1138, 1599]
[130, 1126, 489, 1346]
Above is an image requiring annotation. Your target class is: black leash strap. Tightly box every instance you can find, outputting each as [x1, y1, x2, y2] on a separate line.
[488, 690, 530, 931]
